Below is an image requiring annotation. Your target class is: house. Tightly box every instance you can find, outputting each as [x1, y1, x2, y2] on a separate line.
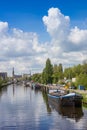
[72, 78, 76, 82]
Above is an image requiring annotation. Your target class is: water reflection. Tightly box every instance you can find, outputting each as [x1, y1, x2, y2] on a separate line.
[42, 91, 52, 113]
[0, 86, 7, 100]
[48, 99, 84, 122]
[0, 85, 86, 130]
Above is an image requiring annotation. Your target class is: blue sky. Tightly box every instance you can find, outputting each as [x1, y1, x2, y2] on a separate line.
[0, 0, 87, 31]
[0, 0, 87, 75]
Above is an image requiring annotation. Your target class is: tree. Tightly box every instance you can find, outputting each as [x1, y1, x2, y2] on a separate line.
[75, 73, 87, 89]
[42, 68, 47, 84]
[64, 67, 71, 79]
[42, 58, 53, 84]
[53, 64, 59, 83]
[53, 63, 63, 83]
[82, 61, 87, 74]
[74, 64, 83, 76]
[31, 73, 41, 83]
[58, 63, 63, 79]
[0, 78, 4, 87]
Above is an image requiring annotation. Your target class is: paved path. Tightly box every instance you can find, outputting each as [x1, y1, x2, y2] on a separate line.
[70, 89, 87, 94]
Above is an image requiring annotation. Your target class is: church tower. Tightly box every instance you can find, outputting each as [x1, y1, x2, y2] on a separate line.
[12, 67, 14, 78]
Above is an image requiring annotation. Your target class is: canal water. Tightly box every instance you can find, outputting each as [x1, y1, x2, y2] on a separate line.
[0, 84, 87, 130]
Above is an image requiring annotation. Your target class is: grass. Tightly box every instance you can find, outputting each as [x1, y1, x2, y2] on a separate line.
[82, 93, 87, 103]
[69, 89, 87, 104]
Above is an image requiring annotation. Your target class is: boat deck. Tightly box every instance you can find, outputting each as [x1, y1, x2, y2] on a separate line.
[49, 90, 68, 97]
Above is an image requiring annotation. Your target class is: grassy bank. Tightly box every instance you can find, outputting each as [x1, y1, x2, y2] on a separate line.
[70, 89, 87, 104]
[81, 94, 87, 104]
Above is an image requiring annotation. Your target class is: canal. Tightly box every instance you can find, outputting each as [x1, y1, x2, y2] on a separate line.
[0, 84, 87, 130]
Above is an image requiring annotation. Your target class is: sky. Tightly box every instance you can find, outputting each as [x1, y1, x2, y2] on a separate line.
[0, 0, 87, 76]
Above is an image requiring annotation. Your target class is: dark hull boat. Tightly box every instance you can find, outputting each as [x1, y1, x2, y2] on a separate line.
[32, 83, 41, 90]
[48, 99, 84, 122]
[48, 90, 83, 107]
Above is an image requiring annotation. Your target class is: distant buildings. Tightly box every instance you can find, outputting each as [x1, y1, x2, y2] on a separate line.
[23, 74, 31, 79]
[12, 67, 22, 82]
[0, 72, 7, 80]
[12, 67, 31, 81]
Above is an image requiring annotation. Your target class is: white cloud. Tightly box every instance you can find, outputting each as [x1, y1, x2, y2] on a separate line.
[43, 7, 70, 39]
[0, 7, 87, 75]
[43, 7, 87, 63]
[68, 26, 87, 44]
[0, 21, 8, 34]
[0, 22, 47, 75]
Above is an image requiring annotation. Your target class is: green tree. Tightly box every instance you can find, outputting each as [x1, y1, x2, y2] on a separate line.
[42, 68, 47, 84]
[64, 67, 71, 79]
[74, 64, 83, 76]
[75, 73, 87, 89]
[82, 60, 87, 74]
[0, 78, 4, 87]
[53, 63, 63, 83]
[58, 63, 63, 79]
[64, 66, 77, 79]
[53, 64, 59, 83]
[42, 58, 53, 84]
[31, 73, 41, 83]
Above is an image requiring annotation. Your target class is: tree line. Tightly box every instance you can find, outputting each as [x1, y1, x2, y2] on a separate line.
[31, 58, 87, 89]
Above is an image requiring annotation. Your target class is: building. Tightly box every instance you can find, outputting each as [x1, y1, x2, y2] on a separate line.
[0, 72, 7, 80]
[72, 78, 76, 82]
[23, 74, 31, 78]
[12, 67, 22, 82]
[12, 67, 14, 78]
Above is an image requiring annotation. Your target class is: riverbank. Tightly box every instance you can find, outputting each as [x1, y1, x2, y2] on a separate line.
[37, 83, 87, 105]
[41, 84, 87, 105]
[69, 89, 87, 105]
[0, 81, 12, 88]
